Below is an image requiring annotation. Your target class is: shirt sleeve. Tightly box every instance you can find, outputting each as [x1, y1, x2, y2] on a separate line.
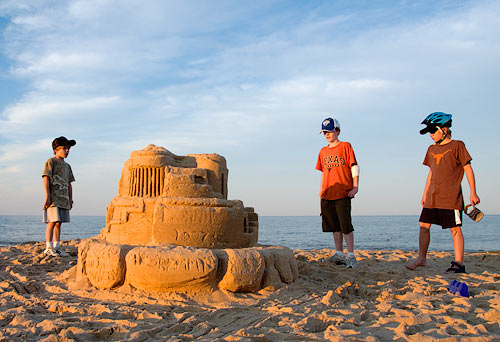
[457, 141, 472, 166]
[316, 150, 323, 171]
[42, 159, 53, 178]
[68, 164, 75, 183]
[423, 146, 432, 166]
[346, 143, 358, 167]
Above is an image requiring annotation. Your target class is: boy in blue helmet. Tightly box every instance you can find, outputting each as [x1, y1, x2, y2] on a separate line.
[406, 113, 480, 273]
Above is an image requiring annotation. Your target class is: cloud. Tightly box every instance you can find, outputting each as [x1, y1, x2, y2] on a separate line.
[2, 95, 120, 125]
[0, 165, 20, 174]
[14, 52, 104, 76]
[0, 138, 49, 163]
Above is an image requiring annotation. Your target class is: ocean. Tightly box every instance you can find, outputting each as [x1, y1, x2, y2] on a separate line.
[0, 215, 498, 252]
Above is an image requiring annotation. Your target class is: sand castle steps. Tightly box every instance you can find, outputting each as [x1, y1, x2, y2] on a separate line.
[76, 239, 298, 293]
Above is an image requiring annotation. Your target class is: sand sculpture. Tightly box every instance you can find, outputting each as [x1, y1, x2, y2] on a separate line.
[76, 145, 298, 293]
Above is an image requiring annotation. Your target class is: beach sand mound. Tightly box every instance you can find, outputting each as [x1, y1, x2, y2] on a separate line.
[0, 240, 499, 341]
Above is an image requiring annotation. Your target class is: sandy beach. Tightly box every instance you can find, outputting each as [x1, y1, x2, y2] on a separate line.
[0, 240, 499, 341]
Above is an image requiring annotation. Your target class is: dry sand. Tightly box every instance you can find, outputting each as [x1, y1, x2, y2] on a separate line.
[0, 240, 499, 341]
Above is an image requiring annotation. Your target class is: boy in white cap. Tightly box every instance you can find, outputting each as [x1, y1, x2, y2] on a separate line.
[316, 118, 359, 268]
[42, 136, 76, 257]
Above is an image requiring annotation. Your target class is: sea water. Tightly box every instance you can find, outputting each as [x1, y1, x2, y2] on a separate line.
[0, 215, 498, 251]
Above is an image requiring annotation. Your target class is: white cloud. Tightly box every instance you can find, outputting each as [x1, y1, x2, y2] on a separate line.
[15, 52, 104, 75]
[0, 165, 20, 174]
[0, 138, 49, 163]
[2, 95, 121, 125]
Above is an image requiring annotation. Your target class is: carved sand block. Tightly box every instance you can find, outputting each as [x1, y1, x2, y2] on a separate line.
[125, 245, 219, 292]
[77, 145, 298, 294]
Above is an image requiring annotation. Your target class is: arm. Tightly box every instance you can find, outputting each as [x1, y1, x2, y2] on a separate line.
[347, 175, 359, 197]
[347, 164, 359, 197]
[464, 163, 480, 205]
[421, 169, 432, 206]
[69, 182, 73, 209]
[43, 176, 51, 209]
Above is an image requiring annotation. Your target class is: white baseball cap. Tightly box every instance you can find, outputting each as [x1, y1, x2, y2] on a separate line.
[319, 117, 340, 133]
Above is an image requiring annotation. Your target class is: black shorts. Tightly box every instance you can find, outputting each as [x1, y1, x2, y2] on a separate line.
[419, 208, 463, 229]
[320, 197, 354, 234]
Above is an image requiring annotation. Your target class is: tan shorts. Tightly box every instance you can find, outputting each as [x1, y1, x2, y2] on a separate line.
[43, 207, 70, 223]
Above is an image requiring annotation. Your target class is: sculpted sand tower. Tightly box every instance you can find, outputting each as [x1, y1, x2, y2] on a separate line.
[76, 145, 298, 293]
[101, 144, 257, 248]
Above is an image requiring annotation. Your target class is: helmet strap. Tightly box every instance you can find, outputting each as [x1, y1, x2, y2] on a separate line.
[436, 127, 449, 144]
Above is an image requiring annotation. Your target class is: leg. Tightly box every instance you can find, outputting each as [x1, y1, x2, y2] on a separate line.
[405, 222, 431, 270]
[45, 222, 56, 244]
[333, 232, 344, 252]
[52, 222, 62, 242]
[335, 198, 354, 253]
[449, 226, 464, 265]
[334, 198, 357, 267]
[344, 232, 354, 253]
[321, 198, 341, 251]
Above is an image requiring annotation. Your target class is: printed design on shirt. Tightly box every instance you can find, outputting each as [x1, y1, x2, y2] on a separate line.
[431, 150, 451, 165]
[52, 174, 70, 201]
[323, 154, 345, 170]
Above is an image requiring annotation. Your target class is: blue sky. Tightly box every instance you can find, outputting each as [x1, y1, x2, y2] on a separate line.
[0, 0, 499, 216]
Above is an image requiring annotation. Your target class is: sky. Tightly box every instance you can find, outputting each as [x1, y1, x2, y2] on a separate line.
[0, 0, 499, 217]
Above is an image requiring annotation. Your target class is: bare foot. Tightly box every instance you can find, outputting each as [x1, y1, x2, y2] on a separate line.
[405, 258, 427, 270]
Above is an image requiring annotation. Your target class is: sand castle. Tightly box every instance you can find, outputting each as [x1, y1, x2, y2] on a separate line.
[76, 145, 298, 293]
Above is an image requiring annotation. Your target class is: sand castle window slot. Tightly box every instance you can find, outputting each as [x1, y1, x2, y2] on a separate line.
[128, 167, 165, 197]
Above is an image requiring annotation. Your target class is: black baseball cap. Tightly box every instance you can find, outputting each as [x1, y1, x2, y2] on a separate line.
[52, 136, 76, 150]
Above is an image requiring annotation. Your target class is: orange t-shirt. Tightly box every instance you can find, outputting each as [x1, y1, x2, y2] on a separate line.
[316, 142, 358, 200]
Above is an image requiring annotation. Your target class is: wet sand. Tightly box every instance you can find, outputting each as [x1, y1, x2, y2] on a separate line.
[0, 240, 499, 341]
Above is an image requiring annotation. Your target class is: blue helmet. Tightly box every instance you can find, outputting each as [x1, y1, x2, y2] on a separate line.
[420, 112, 452, 134]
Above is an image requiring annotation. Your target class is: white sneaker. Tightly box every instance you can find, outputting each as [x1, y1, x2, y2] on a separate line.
[327, 254, 347, 265]
[346, 255, 358, 268]
[54, 248, 69, 257]
[43, 247, 58, 257]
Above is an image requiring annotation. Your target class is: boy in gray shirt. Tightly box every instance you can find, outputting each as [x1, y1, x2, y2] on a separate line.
[42, 136, 76, 257]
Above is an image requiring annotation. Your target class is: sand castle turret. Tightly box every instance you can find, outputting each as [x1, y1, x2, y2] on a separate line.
[76, 145, 298, 294]
[101, 144, 258, 248]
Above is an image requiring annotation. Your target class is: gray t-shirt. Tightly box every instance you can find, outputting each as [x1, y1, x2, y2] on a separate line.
[42, 157, 75, 210]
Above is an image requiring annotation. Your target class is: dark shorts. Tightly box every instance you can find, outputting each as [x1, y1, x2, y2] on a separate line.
[419, 208, 462, 229]
[320, 197, 354, 234]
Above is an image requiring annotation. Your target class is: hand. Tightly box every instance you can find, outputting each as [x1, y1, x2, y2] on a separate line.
[421, 193, 428, 206]
[347, 187, 358, 198]
[70, 200, 74, 209]
[43, 198, 51, 210]
[470, 193, 480, 206]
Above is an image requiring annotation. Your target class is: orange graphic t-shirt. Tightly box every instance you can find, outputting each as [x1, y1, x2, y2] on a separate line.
[316, 142, 358, 200]
[423, 140, 472, 210]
